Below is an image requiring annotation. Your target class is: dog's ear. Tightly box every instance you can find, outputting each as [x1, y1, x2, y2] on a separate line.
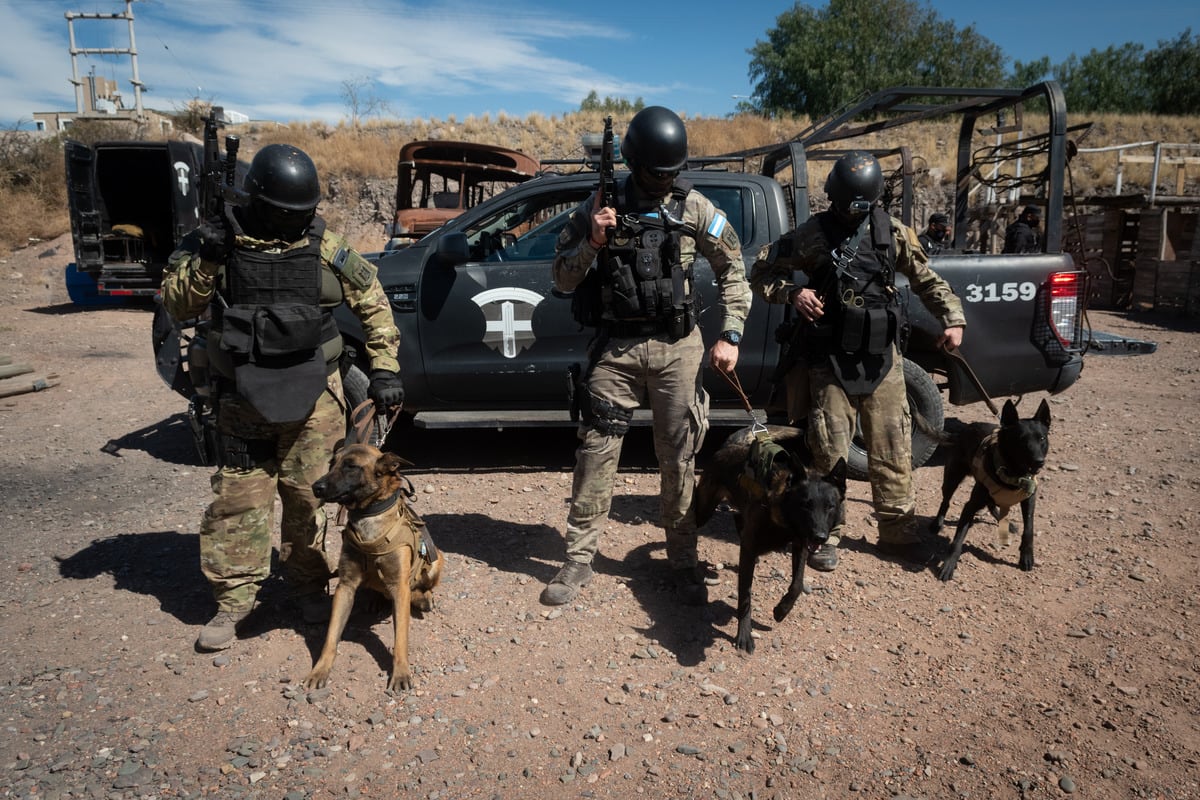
[1035, 398, 1051, 429]
[1001, 399, 1020, 426]
[825, 457, 848, 496]
[377, 452, 414, 477]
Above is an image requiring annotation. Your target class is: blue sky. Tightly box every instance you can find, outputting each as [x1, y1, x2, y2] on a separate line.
[1, 0, 1193, 129]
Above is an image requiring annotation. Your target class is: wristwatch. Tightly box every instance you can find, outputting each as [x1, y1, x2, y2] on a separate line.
[719, 330, 741, 346]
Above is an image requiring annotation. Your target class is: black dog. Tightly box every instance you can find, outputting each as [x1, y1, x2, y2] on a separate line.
[696, 425, 846, 654]
[926, 398, 1051, 581]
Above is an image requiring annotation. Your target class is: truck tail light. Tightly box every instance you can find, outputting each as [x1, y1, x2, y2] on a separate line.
[1047, 271, 1086, 349]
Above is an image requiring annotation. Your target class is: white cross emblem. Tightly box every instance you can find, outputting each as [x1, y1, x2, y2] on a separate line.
[173, 161, 191, 197]
[471, 288, 544, 358]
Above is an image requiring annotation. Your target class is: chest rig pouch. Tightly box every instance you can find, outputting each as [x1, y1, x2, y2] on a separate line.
[214, 217, 334, 422]
[597, 178, 699, 340]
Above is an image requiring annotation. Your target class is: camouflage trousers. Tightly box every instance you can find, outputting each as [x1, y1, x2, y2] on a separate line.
[804, 349, 917, 545]
[564, 327, 710, 569]
[200, 370, 346, 612]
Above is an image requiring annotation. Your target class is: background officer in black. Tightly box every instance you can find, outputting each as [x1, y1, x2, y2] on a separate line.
[1003, 205, 1041, 253]
[163, 144, 402, 651]
[919, 212, 951, 255]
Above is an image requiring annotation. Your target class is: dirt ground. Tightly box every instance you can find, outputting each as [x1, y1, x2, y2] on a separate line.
[0, 233, 1198, 800]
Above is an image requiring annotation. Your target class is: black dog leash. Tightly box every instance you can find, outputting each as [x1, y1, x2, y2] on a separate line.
[942, 346, 1000, 417]
[347, 399, 403, 446]
[715, 364, 767, 432]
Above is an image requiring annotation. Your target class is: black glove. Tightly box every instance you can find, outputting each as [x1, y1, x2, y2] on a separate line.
[197, 218, 229, 265]
[368, 369, 405, 413]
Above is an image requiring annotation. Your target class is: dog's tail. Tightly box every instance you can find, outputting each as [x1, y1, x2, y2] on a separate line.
[911, 409, 954, 445]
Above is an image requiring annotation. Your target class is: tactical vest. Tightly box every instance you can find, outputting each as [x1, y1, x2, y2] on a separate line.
[210, 215, 344, 422]
[573, 177, 699, 340]
[808, 206, 903, 355]
[809, 207, 907, 394]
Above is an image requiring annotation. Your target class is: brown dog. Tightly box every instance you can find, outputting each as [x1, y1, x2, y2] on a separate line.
[303, 443, 444, 693]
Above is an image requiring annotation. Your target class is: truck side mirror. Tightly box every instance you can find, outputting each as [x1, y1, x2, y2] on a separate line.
[435, 232, 470, 267]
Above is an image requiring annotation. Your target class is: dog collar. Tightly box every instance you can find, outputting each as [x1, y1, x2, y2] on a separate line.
[356, 491, 401, 519]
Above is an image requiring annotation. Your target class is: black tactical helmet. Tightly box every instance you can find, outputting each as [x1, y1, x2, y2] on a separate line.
[244, 144, 321, 211]
[825, 151, 884, 216]
[621, 106, 689, 174]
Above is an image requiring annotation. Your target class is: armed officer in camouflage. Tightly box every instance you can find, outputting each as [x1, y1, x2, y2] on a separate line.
[162, 144, 402, 651]
[751, 151, 965, 572]
[543, 106, 751, 607]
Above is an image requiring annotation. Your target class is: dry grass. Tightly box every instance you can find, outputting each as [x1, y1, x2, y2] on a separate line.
[2, 111, 1198, 257]
[0, 132, 69, 258]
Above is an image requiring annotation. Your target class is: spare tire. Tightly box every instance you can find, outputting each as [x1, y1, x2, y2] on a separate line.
[846, 357, 943, 481]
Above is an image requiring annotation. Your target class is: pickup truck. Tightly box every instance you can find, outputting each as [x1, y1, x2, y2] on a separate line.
[154, 81, 1090, 478]
[330, 82, 1087, 476]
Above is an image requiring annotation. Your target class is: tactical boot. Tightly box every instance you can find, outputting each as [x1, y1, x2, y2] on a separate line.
[671, 565, 708, 606]
[807, 542, 839, 572]
[196, 608, 252, 651]
[877, 518, 938, 566]
[876, 538, 939, 566]
[540, 561, 593, 606]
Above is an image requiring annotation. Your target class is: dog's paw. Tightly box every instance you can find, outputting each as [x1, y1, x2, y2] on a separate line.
[302, 670, 330, 690]
[937, 559, 958, 582]
[411, 593, 435, 614]
[386, 673, 413, 694]
[734, 619, 756, 654]
[773, 598, 796, 622]
[1019, 551, 1035, 571]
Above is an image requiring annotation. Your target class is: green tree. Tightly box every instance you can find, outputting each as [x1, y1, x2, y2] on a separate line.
[746, 0, 1005, 118]
[1009, 56, 1052, 89]
[579, 92, 646, 114]
[1144, 29, 1200, 114]
[1053, 43, 1147, 113]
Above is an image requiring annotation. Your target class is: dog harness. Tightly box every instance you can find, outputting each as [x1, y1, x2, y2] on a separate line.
[342, 490, 439, 569]
[971, 431, 1038, 519]
[737, 431, 794, 502]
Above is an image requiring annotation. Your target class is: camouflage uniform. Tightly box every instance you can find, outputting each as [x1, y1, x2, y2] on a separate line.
[751, 211, 965, 545]
[162, 223, 399, 613]
[553, 183, 751, 570]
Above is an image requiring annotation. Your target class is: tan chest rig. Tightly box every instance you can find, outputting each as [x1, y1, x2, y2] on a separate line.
[971, 430, 1038, 520]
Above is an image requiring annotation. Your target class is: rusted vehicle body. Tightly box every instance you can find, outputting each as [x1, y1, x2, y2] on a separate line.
[386, 140, 539, 249]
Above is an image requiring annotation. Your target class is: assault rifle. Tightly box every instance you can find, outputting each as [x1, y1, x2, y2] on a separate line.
[599, 115, 617, 241]
[201, 106, 247, 221]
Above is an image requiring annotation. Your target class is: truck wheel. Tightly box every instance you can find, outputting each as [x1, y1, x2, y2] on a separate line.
[846, 358, 944, 481]
[341, 363, 386, 447]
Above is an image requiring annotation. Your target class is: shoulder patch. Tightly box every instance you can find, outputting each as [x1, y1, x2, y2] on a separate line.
[706, 213, 727, 240]
[322, 230, 376, 290]
[712, 214, 740, 250]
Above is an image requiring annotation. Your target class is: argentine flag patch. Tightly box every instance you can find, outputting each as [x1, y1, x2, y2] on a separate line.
[706, 214, 727, 239]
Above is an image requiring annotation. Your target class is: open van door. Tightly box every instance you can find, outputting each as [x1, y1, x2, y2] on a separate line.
[64, 140, 105, 275]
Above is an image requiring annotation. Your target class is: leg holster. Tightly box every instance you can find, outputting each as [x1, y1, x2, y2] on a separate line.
[218, 433, 275, 469]
[583, 384, 633, 437]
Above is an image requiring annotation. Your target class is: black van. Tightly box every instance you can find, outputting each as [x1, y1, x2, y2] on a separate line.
[64, 139, 206, 303]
